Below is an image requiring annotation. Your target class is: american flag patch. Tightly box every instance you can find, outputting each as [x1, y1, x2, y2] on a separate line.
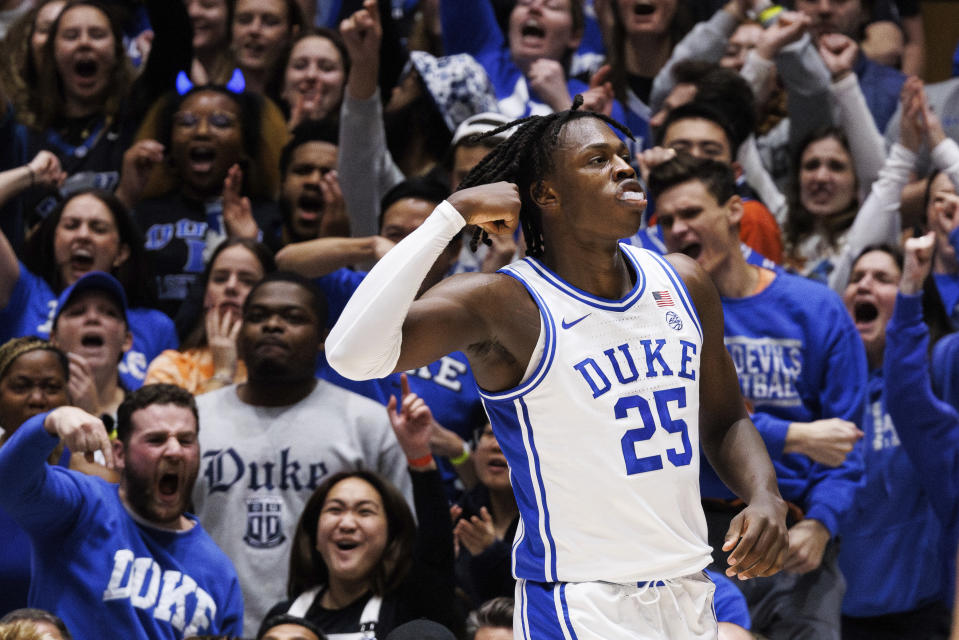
[652, 291, 674, 307]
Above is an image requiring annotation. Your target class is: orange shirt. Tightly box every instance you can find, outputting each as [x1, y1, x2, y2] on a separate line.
[144, 348, 248, 395]
[740, 199, 783, 265]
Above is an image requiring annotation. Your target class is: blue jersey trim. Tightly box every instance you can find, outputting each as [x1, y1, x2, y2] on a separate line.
[520, 581, 530, 640]
[482, 397, 553, 583]
[647, 252, 703, 341]
[521, 243, 647, 311]
[559, 583, 578, 639]
[521, 396, 557, 581]
[479, 267, 557, 402]
[522, 580, 581, 639]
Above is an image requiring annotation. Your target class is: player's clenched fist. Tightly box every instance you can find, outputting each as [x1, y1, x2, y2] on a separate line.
[447, 182, 521, 236]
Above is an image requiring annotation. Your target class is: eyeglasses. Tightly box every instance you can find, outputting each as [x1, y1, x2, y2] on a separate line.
[173, 111, 238, 130]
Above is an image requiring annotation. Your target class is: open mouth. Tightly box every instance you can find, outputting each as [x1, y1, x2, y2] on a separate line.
[854, 302, 879, 324]
[243, 42, 265, 58]
[521, 22, 546, 39]
[80, 333, 105, 347]
[619, 190, 646, 204]
[633, 2, 655, 16]
[218, 302, 241, 315]
[335, 540, 360, 550]
[70, 251, 94, 271]
[188, 147, 217, 173]
[488, 459, 508, 470]
[296, 193, 325, 221]
[74, 59, 99, 78]
[680, 243, 702, 260]
[158, 473, 179, 497]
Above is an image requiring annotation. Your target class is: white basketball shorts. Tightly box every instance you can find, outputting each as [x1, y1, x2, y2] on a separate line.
[514, 571, 718, 640]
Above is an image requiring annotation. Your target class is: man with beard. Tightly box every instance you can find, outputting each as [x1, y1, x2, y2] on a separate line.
[0, 383, 243, 639]
[190, 271, 410, 637]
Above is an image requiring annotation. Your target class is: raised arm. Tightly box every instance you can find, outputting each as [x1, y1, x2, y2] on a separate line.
[887, 233, 959, 518]
[649, 1, 746, 112]
[666, 253, 788, 580]
[325, 183, 522, 385]
[338, 0, 405, 238]
[826, 77, 928, 294]
[0, 407, 114, 535]
[439, 0, 505, 62]
[0, 151, 65, 307]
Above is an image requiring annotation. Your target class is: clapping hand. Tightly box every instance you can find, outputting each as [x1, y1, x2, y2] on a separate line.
[222, 164, 260, 239]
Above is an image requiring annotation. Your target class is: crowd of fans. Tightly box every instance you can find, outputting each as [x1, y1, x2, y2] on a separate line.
[0, 0, 957, 638]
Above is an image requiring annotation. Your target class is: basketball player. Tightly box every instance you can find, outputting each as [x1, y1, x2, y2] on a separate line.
[326, 101, 788, 639]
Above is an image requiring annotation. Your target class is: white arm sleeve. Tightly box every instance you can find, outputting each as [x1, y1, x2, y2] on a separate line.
[325, 201, 466, 380]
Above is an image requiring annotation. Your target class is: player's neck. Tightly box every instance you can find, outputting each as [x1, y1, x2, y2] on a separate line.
[542, 243, 635, 300]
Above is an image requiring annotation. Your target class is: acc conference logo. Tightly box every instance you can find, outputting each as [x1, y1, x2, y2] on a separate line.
[666, 311, 683, 331]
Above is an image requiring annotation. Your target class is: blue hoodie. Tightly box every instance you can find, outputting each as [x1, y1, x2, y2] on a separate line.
[884, 292, 959, 605]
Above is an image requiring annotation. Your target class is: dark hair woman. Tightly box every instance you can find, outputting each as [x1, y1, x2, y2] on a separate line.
[266, 378, 460, 638]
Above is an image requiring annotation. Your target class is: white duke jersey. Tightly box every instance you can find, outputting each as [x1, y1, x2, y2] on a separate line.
[482, 244, 711, 585]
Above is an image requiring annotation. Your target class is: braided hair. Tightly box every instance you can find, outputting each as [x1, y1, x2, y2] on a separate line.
[456, 95, 633, 258]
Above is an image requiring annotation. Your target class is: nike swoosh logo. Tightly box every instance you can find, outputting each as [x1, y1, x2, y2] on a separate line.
[561, 313, 591, 329]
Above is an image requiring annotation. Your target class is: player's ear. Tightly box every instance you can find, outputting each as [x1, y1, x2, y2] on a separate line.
[531, 179, 558, 210]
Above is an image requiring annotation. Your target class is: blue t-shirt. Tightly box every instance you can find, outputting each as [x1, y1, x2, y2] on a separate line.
[0, 263, 178, 390]
[0, 415, 244, 639]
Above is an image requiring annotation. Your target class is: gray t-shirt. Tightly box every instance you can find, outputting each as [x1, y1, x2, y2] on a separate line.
[191, 380, 411, 637]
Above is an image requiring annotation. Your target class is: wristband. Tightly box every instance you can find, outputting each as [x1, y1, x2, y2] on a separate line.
[407, 453, 434, 469]
[449, 442, 471, 466]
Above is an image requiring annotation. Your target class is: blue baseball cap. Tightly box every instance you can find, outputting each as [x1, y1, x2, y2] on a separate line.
[53, 271, 129, 329]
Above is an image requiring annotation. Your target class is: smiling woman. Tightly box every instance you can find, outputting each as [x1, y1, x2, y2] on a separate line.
[280, 29, 349, 129]
[268, 464, 459, 638]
